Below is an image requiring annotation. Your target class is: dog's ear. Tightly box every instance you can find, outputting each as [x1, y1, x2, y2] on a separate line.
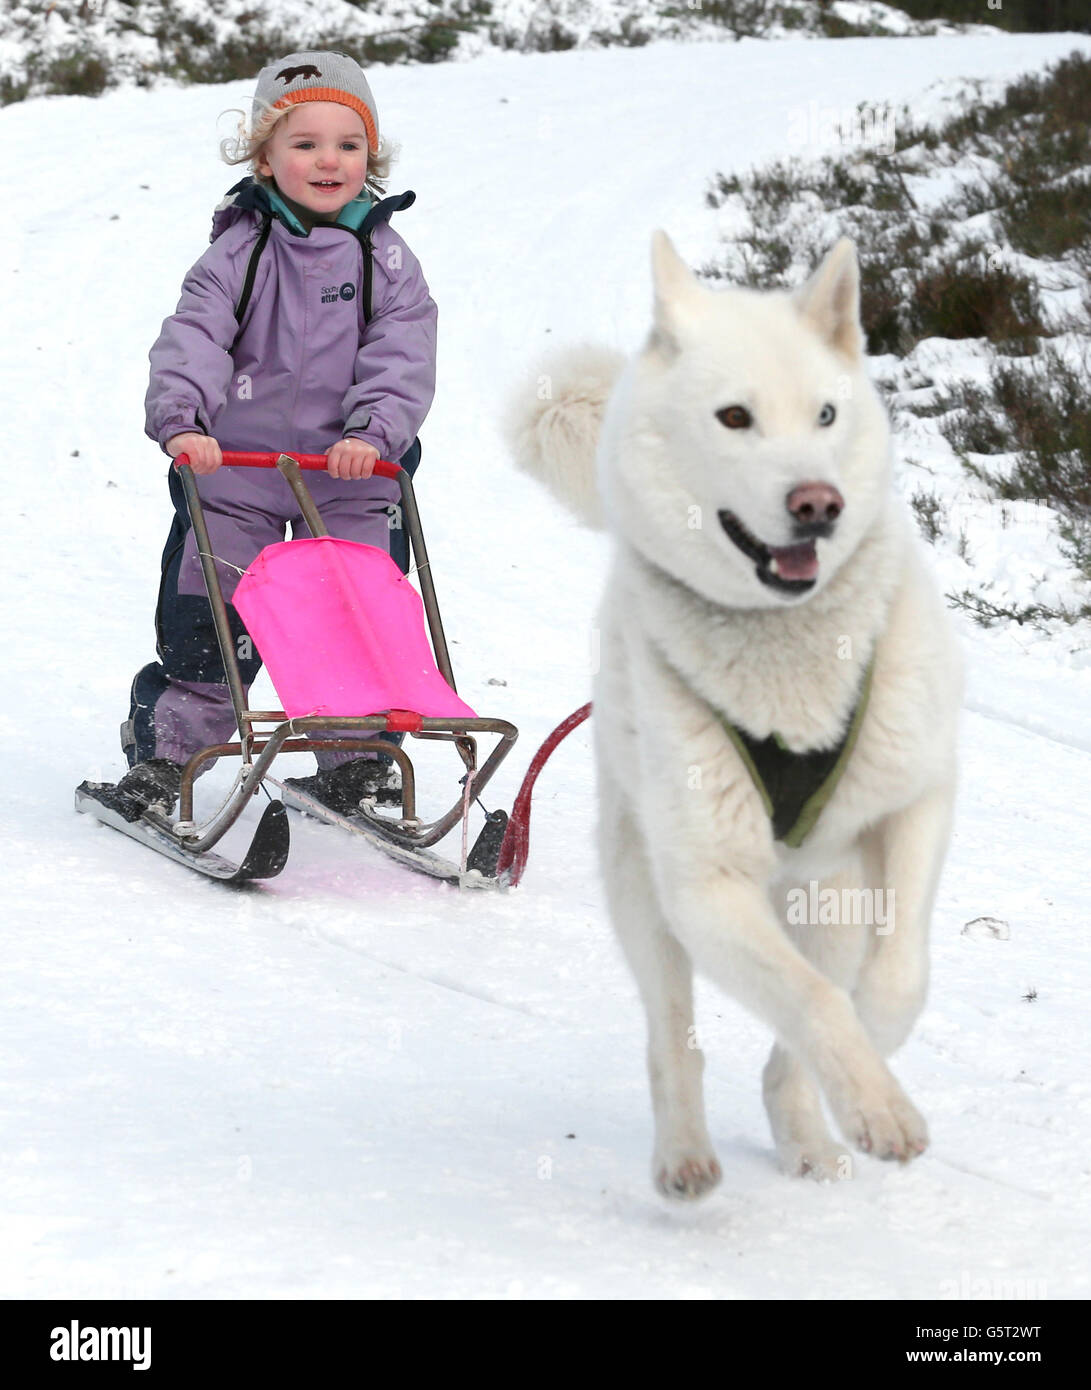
[793, 238, 863, 361]
[649, 230, 702, 355]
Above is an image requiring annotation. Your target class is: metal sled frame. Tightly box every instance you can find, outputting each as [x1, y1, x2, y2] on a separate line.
[166, 451, 518, 877]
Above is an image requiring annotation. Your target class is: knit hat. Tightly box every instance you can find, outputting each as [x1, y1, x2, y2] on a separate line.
[253, 51, 379, 152]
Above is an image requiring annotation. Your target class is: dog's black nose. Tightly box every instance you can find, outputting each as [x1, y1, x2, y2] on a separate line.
[786, 482, 844, 531]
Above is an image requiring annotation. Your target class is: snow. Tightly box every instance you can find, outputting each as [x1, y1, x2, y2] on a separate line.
[3, 29, 1091, 1299]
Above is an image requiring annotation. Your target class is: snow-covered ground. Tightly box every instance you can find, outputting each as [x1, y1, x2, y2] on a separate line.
[3, 30, 1090, 1299]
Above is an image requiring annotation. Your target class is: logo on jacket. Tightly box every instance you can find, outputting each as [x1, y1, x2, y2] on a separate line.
[321, 282, 357, 304]
[278, 64, 321, 83]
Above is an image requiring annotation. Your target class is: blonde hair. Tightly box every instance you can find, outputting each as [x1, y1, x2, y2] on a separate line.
[220, 100, 396, 199]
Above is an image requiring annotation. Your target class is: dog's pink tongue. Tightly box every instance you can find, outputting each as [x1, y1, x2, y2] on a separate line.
[768, 540, 818, 581]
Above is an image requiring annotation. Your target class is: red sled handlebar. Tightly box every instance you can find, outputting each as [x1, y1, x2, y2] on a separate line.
[173, 449, 402, 479]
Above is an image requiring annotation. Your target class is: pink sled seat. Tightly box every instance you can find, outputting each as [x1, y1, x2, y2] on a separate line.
[232, 536, 478, 722]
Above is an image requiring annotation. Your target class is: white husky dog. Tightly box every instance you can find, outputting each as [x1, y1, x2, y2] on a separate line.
[505, 234, 961, 1198]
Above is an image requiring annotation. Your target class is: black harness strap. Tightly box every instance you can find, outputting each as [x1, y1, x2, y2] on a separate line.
[352, 190, 416, 328]
[356, 230, 374, 327]
[232, 214, 272, 342]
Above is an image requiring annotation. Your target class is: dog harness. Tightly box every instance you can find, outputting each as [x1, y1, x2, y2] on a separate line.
[490, 656, 873, 885]
[714, 658, 874, 848]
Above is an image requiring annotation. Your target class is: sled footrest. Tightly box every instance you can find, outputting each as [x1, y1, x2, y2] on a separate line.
[467, 808, 509, 878]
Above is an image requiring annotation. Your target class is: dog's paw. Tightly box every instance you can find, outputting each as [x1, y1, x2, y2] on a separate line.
[654, 1151, 722, 1201]
[778, 1139, 854, 1183]
[835, 1079, 929, 1162]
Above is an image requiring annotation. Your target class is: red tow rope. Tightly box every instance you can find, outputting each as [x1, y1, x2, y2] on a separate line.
[496, 703, 592, 887]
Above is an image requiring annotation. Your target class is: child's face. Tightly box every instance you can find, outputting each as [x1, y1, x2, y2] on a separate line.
[257, 102, 370, 217]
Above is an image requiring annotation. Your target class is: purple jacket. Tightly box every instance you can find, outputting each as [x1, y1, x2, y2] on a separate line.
[145, 180, 438, 462]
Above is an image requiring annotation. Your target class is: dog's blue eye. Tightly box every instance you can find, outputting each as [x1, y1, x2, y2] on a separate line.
[716, 405, 752, 429]
[818, 403, 836, 426]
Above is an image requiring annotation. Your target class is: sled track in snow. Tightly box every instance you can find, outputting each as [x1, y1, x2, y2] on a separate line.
[963, 698, 1091, 757]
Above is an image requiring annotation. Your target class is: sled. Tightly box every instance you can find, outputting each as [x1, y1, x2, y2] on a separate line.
[77, 451, 518, 887]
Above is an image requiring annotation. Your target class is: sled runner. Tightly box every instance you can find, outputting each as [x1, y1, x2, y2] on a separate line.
[76, 451, 518, 887]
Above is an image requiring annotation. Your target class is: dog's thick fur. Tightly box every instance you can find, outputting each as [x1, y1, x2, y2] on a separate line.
[505, 235, 961, 1197]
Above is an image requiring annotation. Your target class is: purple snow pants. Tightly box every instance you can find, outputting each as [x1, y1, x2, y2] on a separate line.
[123, 459, 406, 770]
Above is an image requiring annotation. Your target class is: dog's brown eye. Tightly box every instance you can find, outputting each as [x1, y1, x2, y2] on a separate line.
[716, 405, 751, 429]
[818, 403, 836, 426]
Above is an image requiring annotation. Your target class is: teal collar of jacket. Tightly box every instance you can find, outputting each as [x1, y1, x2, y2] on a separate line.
[210, 176, 416, 244]
[264, 183, 373, 235]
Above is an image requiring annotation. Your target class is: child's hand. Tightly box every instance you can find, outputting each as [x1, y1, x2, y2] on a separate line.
[326, 438, 380, 480]
[167, 432, 222, 475]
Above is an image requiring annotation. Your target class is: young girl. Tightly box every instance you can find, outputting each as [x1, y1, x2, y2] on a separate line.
[117, 50, 437, 817]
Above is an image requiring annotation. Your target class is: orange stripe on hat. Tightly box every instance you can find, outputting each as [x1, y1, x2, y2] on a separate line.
[273, 88, 378, 152]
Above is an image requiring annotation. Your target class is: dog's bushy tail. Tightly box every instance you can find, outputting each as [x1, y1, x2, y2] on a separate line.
[502, 344, 626, 530]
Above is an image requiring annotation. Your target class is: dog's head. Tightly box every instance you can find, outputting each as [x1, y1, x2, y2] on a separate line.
[600, 234, 891, 609]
